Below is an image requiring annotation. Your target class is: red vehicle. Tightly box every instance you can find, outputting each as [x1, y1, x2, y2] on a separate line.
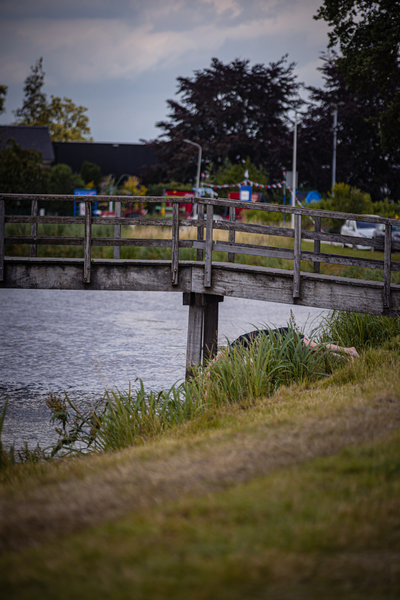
[164, 190, 194, 217]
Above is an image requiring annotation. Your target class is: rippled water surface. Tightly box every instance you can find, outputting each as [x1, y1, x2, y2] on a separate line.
[0, 289, 329, 450]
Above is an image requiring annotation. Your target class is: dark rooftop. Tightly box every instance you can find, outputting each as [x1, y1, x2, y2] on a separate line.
[0, 125, 54, 163]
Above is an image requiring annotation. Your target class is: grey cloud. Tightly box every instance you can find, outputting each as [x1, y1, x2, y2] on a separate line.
[0, 0, 143, 20]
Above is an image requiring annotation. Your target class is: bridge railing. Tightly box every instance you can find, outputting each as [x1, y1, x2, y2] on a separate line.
[1, 193, 399, 308]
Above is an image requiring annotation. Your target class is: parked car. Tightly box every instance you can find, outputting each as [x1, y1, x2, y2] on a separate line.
[372, 223, 400, 251]
[340, 217, 379, 250]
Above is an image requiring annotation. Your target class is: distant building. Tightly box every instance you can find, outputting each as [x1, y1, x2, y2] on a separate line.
[52, 141, 157, 180]
[0, 125, 54, 164]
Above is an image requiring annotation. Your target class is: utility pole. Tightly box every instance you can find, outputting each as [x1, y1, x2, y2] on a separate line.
[291, 112, 297, 229]
[332, 104, 338, 192]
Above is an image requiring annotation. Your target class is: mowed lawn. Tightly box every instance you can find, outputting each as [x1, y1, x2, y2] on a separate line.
[1, 338, 400, 599]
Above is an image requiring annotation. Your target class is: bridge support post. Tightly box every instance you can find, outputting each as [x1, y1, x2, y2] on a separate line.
[183, 292, 224, 379]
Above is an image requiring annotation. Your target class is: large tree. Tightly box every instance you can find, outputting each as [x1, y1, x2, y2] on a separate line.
[14, 58, 92, 142]
[0, 139, 49, 194]
[315, 0, 400, 157]
[297, 53, 400, 201]
[147, 57, 302, 183]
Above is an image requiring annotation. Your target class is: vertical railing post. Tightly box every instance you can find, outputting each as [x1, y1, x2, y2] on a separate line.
[84, 199, 92, 283]
[197, 202, 204, 261]
[114, 200, 121, 259]
[293, 212, 301, 298]
[30, 199, 38, 258]
[313, 216, 321, 274]
[171, 202, 179, 285]
[0, 199, 4, 282]
[383, 223, 392, 309]
[204, 204, 214, 288]
[228, 205, 236, 263]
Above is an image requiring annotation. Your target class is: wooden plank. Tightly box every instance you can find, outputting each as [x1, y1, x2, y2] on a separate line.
[300, 250, 400, 272]
[204, 205, 214, 287]
[2, 192, 400, 228]
[4, 257, 400, 317]
[203, 301, 219, 363]
[383, 223, 392, 308]
[6, 213, 400, 252]
[197, 197, 397, 226]
[84, 200, 92, 283]
[171, 203, 179, 285]
[190, 262, 400, 317]
[30, 200, 38, 258]
[195, 240, 294, 260]
[293, 213, 301, 298]
[228, 205, 236, 263]
[186, 301, 204, 379]
[313, 216, 321, 273]
[197, 203, 204, 261]
[0, 199, 4, 281]
[114, 200, 121, 259]
[7, 215, 86, 225]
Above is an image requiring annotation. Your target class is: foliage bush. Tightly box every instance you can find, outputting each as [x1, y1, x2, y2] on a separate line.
[49, 163, 84, 195]
[0, 139, 49, 194]
[318, 182, 374, 231]
[80, 161, 101, 191]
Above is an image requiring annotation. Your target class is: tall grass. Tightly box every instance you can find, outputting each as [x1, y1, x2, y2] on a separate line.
[315, 310, 400, 351]
[45, 326, 338, 457]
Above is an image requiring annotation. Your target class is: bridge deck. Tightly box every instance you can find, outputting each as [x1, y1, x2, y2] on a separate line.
[3, 257, 400, 317]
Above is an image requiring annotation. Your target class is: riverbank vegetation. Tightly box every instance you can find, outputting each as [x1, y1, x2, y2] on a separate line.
[0, 322, 399, 598]
[2, 312, 400, 468]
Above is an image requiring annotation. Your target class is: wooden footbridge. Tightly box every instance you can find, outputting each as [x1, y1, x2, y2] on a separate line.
[1, 194, 399, 376]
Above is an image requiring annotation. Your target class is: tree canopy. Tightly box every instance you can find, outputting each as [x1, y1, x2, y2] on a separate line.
[147, 57, 302, 183]
[297, 53, 400, 201]
[315, 0, 400, 157]
[0, 139, 49, 194]
[14, 58, 92, 142]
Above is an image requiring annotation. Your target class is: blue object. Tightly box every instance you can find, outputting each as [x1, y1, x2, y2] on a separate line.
[305, 191, 321, 204]
[73, 188, 97, 196]
[239, 185, 252, 201]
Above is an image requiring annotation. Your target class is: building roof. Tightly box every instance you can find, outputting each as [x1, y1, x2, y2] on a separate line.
[0, 125, 54, 163]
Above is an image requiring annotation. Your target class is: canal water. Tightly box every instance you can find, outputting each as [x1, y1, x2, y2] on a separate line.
[0, 289, 329, 451]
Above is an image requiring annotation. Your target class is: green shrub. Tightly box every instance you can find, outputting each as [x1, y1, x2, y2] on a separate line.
[49, 163, 84, 194]
[318, 183, 374, 232]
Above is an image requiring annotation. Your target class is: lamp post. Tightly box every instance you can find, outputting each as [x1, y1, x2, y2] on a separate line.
[183, 139, 202, 193]
[291, 112, 298, 229]
[183, 139, 202, 219]
[331, 104, 338, 191]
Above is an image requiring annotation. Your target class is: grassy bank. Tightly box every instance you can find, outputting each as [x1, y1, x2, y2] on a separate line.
[0, 334, 400, 599]
[1, 309, 400, 598]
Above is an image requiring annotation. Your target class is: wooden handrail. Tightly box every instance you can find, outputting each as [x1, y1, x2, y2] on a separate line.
[2, 193, 400, 312]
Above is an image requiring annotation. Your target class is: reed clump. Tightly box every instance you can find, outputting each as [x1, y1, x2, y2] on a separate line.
[43, 325, 339, 457]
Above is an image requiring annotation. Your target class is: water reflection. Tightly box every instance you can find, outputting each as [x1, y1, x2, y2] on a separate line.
[0, 289, 328, 450]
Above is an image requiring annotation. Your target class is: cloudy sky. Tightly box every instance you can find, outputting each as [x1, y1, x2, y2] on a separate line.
[0, 0, 330, 143]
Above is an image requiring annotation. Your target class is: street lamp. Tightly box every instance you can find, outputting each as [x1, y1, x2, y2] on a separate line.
[331, 104, 338, 191]
[331, 102, 344, 193]
[183, 139, 202, 193]
[291, 112, 298, 229]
